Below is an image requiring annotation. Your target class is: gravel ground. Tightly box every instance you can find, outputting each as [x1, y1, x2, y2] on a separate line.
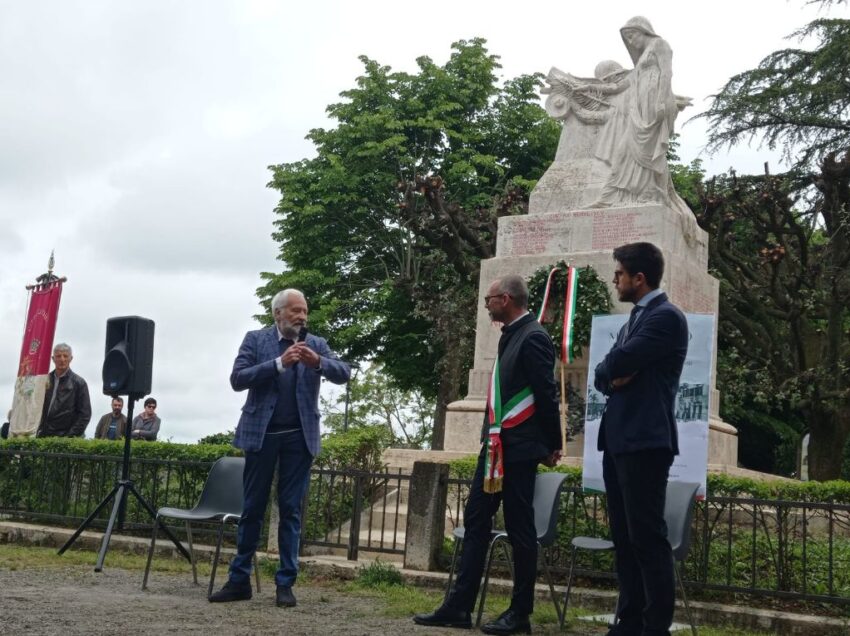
[0, 565, 607, 635]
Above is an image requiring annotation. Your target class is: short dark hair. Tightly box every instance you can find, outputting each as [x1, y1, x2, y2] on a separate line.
[497, 275, 529, 309]
[613, 242, 665, 288]
[112, 396, 124, 404]
[144, 397, 157, 407]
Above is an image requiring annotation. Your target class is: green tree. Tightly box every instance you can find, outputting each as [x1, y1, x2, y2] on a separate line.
[700, 6, 849, 167]
[321, 364, 434, 448]
[695, 2, 850, 479]
[260, 39, 559, 448]
[697, 158, 850, 480]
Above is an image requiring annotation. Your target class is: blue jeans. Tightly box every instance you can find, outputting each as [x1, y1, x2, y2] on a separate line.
[229, 432, 313, 587]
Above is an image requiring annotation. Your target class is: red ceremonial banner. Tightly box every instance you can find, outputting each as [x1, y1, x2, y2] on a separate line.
[18, 281, 63, 377]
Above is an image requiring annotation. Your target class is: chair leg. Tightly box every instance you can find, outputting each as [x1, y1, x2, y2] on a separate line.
[561, 545, 578, 628]
[253, 552, 261, 593]
[540, 546, 564, 629]
[444, 537, 461, 604]
[501, 540, 514, 582]
[476, 536, 502, 628]
[208, 521, 226, 598]
[141, 514, 160, 590]
[674, 561, 697, 636]
[185, 521, 198, 585]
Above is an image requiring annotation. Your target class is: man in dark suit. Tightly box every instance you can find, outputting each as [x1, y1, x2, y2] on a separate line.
[414, 274, 561, 635]
[209, 289, 350, 607]
[594, 242, 688, 636]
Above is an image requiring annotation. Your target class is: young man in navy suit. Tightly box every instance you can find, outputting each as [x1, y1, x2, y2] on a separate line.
[209, 289, 350, 607]
[595, 242, 688, 636]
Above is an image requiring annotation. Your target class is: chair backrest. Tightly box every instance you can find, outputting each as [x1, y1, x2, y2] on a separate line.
[533, 471, 569, 547]
[664, 481, 700, 562]
[194, 456, 246, 518]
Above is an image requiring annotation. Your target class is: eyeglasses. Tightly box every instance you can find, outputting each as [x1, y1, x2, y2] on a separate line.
[483, 292, 509, 306]
[145, 404, 156, 409]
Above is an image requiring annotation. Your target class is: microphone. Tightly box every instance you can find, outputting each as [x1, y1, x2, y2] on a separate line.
[297, 326, 308, 342]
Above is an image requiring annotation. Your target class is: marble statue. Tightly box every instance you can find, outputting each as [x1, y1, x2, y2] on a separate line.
[542, 16, 693, 211]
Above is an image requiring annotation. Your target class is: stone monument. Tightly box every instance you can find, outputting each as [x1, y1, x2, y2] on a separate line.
[442, 16, 738, 466]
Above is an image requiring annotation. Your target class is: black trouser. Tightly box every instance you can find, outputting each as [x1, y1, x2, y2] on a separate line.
[603, 449, 674, 636]
[446, 449, 539, 616]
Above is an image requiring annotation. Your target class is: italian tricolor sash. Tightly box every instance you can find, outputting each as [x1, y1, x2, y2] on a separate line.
[483, 357, 536, 494]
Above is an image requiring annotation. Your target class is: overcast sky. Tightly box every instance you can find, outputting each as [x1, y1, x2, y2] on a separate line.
[0, 1, 839, 443]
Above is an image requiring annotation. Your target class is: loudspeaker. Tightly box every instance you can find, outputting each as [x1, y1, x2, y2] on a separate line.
[102, 316, 155, 396]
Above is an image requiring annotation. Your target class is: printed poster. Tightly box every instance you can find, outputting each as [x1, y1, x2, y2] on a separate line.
[582, 313, 714, 497]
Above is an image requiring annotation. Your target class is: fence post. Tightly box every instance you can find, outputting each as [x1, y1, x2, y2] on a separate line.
[347, 472, 363, 561]
[404, 461, 449, 571]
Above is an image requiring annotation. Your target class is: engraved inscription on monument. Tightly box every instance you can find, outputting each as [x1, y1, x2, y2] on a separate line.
[591, 209, 652, 250]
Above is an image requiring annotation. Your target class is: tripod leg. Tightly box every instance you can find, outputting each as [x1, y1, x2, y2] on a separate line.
[126, 483, 191, 561]
[57, 483, 121, 555]
[95, 484, 128, 572]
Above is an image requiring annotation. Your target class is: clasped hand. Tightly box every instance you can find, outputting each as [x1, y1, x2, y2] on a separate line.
[281, 342, 320, 368]
[611, 372, 637, 389]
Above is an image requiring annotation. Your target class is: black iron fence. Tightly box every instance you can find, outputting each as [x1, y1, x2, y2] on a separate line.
[0, 448, 222, 542]
[445, 476, 850, 608]
[299, 466, 409, 560]
[3, 448, 850, 608]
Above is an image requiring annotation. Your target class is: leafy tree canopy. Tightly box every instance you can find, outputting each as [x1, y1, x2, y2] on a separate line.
[699, 7, 850, 167]
[259, 39, 560, 445]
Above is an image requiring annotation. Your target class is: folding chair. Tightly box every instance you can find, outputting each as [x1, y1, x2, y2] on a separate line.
[562, 480, 700, 634]
[141, 456, 261, 597]
[474, 472, 569, 627]
[665, 481, 700, 636]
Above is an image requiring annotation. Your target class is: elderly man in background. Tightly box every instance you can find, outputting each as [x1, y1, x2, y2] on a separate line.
[36, 343, 91, 438]
[209, 288, 350, 608]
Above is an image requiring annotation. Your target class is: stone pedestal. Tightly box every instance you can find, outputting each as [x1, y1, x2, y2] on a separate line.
[443, 200, 738, 466]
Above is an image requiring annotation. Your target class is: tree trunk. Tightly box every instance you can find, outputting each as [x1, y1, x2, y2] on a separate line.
[431, 394, 447, 451]
[807, 409, 850, 480]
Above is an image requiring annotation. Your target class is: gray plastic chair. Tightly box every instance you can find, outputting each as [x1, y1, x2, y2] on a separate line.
[444, 526, 513, 609]
[562, 480, 700, 634]
[141, 456, 260, 597]
[665, 481, 700, 636]
[475, 471, 569, 628]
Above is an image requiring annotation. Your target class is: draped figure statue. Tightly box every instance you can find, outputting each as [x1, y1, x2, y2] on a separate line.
[542, 16, 693, 214]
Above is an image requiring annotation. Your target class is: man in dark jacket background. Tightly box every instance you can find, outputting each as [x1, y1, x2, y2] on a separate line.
[94, 397, 127, 440]
[37, 343, 91, 438]
[595, 242, 688, 636]
[415, 274, 561, 635]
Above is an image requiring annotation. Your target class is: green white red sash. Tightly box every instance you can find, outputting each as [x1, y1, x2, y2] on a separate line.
[483, 356, 536, 494]
[537, 265, 580, 363]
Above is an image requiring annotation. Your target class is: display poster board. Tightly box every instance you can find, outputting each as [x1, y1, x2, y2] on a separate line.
[581, 313, 714, 497]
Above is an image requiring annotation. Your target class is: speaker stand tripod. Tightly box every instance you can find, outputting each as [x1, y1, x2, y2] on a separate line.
[58, 395, 190, 570]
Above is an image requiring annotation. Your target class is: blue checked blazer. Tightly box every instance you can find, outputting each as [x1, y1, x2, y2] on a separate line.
[230, 326, 350, 455]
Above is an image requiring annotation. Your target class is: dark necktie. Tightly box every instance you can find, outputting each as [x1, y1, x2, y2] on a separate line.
[618, 305, 643, 345]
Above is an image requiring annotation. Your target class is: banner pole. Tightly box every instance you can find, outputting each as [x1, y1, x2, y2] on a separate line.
[559, 362, 568, 454]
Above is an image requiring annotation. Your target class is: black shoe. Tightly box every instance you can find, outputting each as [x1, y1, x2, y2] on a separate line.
[276, 585, 296, 608]
[208, 580, 252, 603]
[481, 608, 532, 635]
[412, 605, 472, 629]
